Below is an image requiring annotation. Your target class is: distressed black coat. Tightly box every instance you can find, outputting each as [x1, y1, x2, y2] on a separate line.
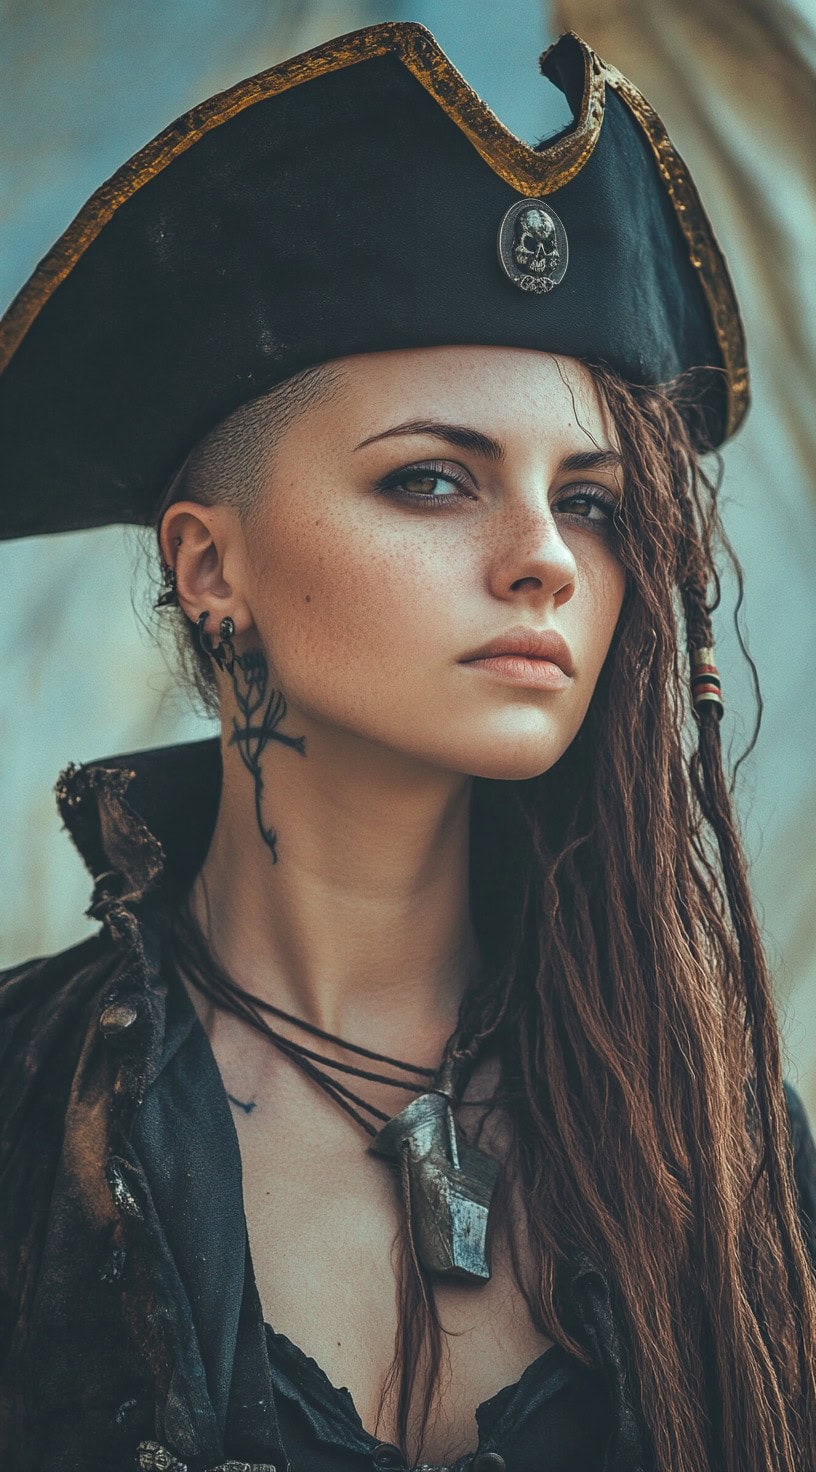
[1, 738, 815, 1472]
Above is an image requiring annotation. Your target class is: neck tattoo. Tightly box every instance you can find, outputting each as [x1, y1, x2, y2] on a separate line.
[189, 619, 499, 1282]
[195, 615, 306, 862]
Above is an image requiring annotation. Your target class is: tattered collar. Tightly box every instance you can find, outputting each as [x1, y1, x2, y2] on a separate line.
[55, 736, 223, 920]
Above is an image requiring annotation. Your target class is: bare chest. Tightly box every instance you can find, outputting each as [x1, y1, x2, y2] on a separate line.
[232, 1062, 553, 1463]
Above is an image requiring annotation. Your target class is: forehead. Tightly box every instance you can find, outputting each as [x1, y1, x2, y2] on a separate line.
[310, 345, 617, 457]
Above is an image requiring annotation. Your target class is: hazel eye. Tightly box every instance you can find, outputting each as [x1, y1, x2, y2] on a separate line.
[555, 484, 620, 524]
[375, 460, 475, 508]
[401, 474, 448, 496]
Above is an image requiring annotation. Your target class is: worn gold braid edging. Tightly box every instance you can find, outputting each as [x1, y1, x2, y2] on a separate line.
[0, 24, 748, 441]
[0, 22, 605, 372]
[599, 61, 749, 440]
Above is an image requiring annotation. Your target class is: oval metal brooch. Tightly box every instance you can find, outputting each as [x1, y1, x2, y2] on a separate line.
[497, 198, 569, 294]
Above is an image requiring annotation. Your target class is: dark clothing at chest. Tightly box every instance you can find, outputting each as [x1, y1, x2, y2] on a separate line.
[137, 962, 611, 1472]
[1, 738, 816, 1472]
[0, 915, 615, 1472]
[266, 1323, 607, 1471]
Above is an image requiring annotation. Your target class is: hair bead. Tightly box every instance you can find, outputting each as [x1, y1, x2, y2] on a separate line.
[690, 645, 724, 719]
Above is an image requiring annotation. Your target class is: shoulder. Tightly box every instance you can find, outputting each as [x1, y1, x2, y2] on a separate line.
[0, 931, 130, 1375]
[0, 930, 118, 1141]
[0, 929, 113, 1035]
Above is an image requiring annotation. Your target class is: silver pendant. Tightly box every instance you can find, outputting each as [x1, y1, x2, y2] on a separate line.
[370, 1091, 499, 1283]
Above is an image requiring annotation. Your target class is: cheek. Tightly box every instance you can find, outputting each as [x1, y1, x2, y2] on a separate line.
[572, 544, 627, 675]
[246, 502, 466, 713]
[242, 496, 628, 779]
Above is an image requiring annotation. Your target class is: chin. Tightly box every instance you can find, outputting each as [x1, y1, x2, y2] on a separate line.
[464, 752, 563, 782]
[444, 709, 581, 782]
[449, 732, 573, 782]
[404, 708, 581, 782]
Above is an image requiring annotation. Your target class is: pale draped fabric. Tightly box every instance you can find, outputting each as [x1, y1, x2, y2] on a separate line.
[554, 0, 816, 1113]
[2, 0, 813, 1115]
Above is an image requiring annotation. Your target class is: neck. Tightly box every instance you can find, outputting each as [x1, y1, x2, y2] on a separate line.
[190, 715, 480, 1064]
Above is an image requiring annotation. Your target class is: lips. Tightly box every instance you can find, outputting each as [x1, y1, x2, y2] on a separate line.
[461, 626, 574, 676]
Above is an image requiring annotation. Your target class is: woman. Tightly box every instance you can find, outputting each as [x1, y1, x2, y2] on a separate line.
[1, 20, 815, 1472]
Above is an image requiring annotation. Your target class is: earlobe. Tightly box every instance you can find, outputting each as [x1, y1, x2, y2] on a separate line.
[195, 611, 236, 671]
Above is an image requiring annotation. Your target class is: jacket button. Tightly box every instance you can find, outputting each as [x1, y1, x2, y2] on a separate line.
[372, 1443, 406, 1470]
[100, 999, 139, 1036]
[472, 1455, 506, 1471]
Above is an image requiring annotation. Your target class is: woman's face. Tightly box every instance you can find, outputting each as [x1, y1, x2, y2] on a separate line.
[230, 346, 627, 782]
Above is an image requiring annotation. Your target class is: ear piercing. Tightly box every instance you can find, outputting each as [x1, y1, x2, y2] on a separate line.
[153, 535, 183, 609]
[194, 611, 236, 672]
[153, 562, 178, 608]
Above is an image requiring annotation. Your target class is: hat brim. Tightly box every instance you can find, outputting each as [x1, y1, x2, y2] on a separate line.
[0, 22, 748, 540]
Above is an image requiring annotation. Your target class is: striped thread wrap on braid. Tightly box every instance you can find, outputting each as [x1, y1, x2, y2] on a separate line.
[691, 645, 725, 720]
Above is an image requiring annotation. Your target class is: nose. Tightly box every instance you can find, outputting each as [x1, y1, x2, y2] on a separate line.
[488, 501, 577, 609]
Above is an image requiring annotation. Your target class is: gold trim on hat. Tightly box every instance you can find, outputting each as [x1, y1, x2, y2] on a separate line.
[0, 20, 747, 440]
[598, 61, 749, 439]
[0, 23, 605, 373]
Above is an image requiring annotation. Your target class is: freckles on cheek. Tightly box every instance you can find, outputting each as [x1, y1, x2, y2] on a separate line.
[255, 487, 473, 701]
[565, 560, 625, 698]
[294, 533, 460, 688]
[583, 552, 626, 635]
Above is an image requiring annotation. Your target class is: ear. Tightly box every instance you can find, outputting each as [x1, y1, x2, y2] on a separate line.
[158, 500, 254, 638]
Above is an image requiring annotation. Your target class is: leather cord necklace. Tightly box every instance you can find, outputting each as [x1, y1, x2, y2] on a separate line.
[181, 941, 437, 1136]
[170, 903, 500, 1283]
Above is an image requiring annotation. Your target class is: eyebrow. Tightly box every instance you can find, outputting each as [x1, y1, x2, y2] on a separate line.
[354, 420, 622, 476]
[354, 419, 505, 461]
[560, 448, 623, 476]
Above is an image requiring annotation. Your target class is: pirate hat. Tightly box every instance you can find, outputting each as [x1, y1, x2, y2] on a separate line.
[0, 22, 748, 541]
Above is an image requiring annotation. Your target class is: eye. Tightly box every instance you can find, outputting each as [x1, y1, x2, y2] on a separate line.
[554, 483, 620, 525]
[374, 460, 475, 509]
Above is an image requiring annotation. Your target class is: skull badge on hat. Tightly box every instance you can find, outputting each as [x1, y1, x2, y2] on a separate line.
[497, 199, 569, 294]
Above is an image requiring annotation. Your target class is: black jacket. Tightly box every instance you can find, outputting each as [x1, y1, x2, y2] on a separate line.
[1, 738, 815, 1472]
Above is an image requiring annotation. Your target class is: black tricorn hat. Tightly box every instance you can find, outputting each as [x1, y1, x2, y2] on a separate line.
[0, 21, 748, 541]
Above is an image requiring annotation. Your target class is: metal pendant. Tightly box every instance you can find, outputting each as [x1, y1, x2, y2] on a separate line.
[370, 1091, 499, 1283]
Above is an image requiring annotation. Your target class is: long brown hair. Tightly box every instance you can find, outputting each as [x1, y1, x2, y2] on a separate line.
[155, 364, 816, 1471]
